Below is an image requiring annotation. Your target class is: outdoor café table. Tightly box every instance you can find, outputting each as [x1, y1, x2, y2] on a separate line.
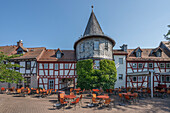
[64, 95, 76, 107]
[93, 89, 99, 92]
[74, 88, 81, 91]
[97, 95, 109, 99]
[97, 95, 109, 106]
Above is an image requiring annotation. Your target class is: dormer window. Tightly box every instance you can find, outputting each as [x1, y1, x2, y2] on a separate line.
[156, 51, 161, 57]
[56, 52, 61, 58]
[134, 47, 142, 57]
[137, 52, 141, 57]
[17, 47, 23, 54]
[56, 49, 63, 58]
[152, 47, 162, 57]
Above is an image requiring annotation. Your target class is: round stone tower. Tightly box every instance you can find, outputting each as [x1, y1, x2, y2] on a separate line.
[74, 9, 115, 64]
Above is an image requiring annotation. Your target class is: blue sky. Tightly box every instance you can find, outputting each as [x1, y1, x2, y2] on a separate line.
[0, 0, 170, 49]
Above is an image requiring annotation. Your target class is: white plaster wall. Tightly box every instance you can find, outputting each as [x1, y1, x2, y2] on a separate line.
[114, 55, 126, 88]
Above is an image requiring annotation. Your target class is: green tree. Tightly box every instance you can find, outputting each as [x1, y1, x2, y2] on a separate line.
[0, 51, 23, 83]
[164, 25, 170, 41]
[76, 59, 117, 90]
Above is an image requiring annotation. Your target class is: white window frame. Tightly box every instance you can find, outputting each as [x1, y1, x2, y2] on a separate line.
[137, 52, 141, 57]
[94, 60, 100, 69]
[44, 63, 48, 69]
[105, 41, 108, 50]
[133, 76, 137, 82]
[157, 52, 161, 57]
[160, 63, 165, 68]
[80, 43, 85, 52]
[65, 64, 69, 69]
[133, 63, 137, 68]
[166, 63, 170, 68]
[57, 53, 61, 58]
[119, 58, 123, 64]
[118, 74, 123, 80]
[149, 63, 153, 68]
[94, 41, 99, 50]
[138, 63, 143, 68]
[55, 64, 58, 70]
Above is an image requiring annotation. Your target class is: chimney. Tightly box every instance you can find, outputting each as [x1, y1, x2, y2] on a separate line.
[17, 40, 23, 47]
[120, 44, 127, 52]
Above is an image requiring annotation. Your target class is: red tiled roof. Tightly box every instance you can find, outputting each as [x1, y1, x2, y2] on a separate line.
[127, 48, 170, 61]
[0, 45, 45, 60]
[161, 41, 170, 50]
[12, 47, 46, 60]
[113, 49, 128, 55]
[38, 49, 76, 62]
[0, 46, 17, 55]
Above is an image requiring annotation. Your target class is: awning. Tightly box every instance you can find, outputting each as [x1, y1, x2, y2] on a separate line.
[160, 72, 170, 75]
[127, 71, 151, 76]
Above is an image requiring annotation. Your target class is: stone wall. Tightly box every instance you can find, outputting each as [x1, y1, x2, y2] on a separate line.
[76, 37, 113, 60]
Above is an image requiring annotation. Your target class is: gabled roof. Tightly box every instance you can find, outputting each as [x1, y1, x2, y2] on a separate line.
[16, 45, 28, 52]
[113, 49, 128, 55]
[161, 41, 170, 50]
[38, 49, 76, 62]
[0, 45, 17, 56]
[83, 10, 104, 36]
[134, 47, 143, 52]
[152, 47, 162, 53]
[12, 47, 46, 60]
[127, 48, 169, 61]
[56, 48, 63, 54]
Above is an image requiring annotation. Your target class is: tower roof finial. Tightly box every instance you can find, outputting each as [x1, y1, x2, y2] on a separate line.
[91, 5, 94, 12]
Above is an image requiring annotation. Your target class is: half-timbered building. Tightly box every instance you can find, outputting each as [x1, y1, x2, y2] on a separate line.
[0, 40, 45, 89]
[37, 49, 77, 90]
[126, 41, 170, 89]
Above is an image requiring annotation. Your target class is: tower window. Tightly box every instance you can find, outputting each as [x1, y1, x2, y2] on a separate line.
[94, 60, 100, 69]
[94, 41, 99, 50]
[105, 41, 108, 50]
[80, 43, 85, 52]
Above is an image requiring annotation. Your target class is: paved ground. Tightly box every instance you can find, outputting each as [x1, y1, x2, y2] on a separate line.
[0, 93, 169, 113]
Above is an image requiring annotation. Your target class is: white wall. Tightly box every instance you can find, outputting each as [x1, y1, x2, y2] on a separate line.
[114, 55, 126, 88]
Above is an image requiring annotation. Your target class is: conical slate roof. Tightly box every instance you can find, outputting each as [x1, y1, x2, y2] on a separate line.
[83, 11, 104, 36]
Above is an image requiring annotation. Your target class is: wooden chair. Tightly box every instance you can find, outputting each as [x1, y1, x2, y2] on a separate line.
[133, 93, 139, 103]
[92, 93, 96, 98]
[118, 93, 123, 102]
[60, 98, 68, 110]
[70, 92, 74, 96]
[92, 97, 99, 109]
[124, 95, 133, 104]
[109, 89, 113, 95]
[104, 98, 112, 109]
[1, 87, 5, 94]
[70, 88, 73, 92]
[76, 90, 80, 95]
[71, 97, 80, 109]
[80, 88, 85, 94]
[79, 94, 83, 105]
[60, 93, 65, 99]
[127, 92, 131, 95]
